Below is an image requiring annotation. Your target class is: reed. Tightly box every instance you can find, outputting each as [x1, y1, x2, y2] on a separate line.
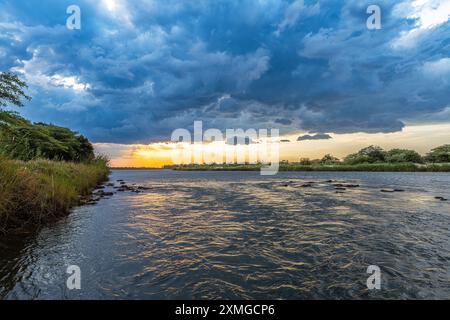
[0, 157, 109, 233]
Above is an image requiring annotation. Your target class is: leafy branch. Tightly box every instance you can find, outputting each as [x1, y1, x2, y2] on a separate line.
[0, 72, 31, 108]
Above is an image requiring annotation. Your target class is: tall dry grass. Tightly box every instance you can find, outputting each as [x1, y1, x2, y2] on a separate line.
[0, 157, 109, 233]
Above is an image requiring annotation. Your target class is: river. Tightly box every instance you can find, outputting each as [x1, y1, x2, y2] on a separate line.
[1, 170, 450, 299]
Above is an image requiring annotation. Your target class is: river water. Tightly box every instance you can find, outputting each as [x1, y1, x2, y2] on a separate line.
[1, 170, 450, 299]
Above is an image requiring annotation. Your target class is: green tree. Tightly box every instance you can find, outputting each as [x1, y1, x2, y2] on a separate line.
[425, 145, 450, 163]
[386, 149, 423, 163]
[75, 135, 95, 161]
[0, 112, 95, 162]
[344, 145, 386, 164]
[299, 157, 312, 165]
[0, 72, 31, 108]
[0, 72, 95, 162]
[320, 154, 340, 164]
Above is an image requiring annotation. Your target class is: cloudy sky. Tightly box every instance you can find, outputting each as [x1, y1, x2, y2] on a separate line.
[1, 0, 449, 166]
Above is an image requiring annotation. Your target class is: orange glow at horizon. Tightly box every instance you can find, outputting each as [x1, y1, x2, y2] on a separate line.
[94, 123, 450, 168]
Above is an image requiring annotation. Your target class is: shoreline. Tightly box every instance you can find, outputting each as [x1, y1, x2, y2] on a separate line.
[169, 163, 450, 172]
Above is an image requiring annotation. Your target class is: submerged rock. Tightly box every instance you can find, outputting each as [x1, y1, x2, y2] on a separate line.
[334, 183, 359, 188]
[83, 197, 99, 205]
[94, 190, 114, 197]
[381, 189, 405, 193]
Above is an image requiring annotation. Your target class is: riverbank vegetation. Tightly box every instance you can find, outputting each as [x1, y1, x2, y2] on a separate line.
[0, 72, 109, 233]
[0, 157, 109, 232]
[169, 145, 450, 172]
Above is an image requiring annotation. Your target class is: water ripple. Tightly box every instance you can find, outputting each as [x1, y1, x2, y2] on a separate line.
[1, 171, 450, 299]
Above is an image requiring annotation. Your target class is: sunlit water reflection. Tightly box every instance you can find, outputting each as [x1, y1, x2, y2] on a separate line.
[1, 170, 450, 299]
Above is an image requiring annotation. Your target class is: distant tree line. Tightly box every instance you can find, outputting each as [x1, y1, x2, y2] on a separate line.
[299, 145, 450, 165]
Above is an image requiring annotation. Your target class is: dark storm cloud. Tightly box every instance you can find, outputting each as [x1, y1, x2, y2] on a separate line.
[0, 0, 449, 143]
[275, 118, 293, 125]
[297, 133, 332, 141]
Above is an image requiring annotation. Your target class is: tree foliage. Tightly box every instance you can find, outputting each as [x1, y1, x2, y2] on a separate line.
[342, 145, 450, 164]
[344, 145, 386, 164]
[0, 72, 31, 108]
[299, 157, 312, 165]
[0, 111, 94, 162]
[320, 154, 340, 164]
[425, 145, 450, 163]
[385, 149, 423, 163]
[0, 72, 94, 162]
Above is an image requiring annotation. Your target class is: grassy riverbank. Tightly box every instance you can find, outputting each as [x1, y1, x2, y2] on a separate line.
[0, 157, 109, 233]
[172, 162, 450, 172]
